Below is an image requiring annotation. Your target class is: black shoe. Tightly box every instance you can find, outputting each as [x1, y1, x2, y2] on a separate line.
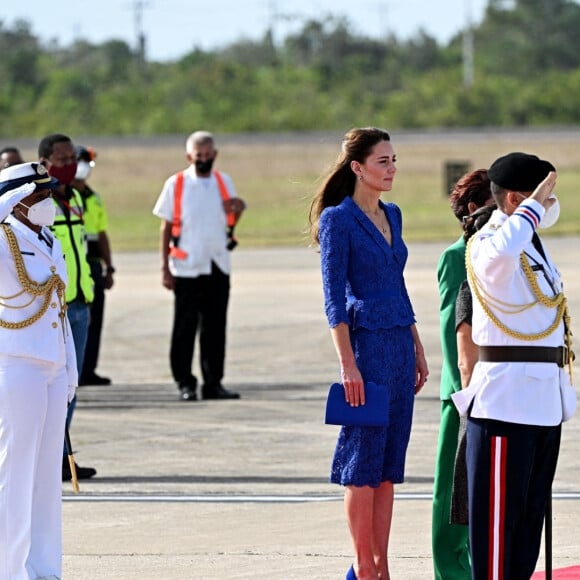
[62, 460, 97, 481]
[179, 385, 197, 401]
[80, 373, 112, 386]
[202, 385, 241, 400]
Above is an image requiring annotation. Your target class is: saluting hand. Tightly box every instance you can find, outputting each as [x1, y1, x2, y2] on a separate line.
[0, 182, 35, 222]
[530, 171, 557, 211]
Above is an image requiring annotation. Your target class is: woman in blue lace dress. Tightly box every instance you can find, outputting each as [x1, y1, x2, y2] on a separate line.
[309, 127, 429, 580]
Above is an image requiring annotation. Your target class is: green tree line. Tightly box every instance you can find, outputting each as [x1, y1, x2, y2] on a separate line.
[2, 0, 580, 136]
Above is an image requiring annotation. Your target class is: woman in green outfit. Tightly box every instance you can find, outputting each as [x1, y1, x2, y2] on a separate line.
[432, 169, 491, 580]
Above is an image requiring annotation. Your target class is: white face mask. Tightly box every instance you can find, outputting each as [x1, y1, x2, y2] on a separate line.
[20, 197, 57, 226]
[539, 194, 560, 229]
[75, 160, 93, 181]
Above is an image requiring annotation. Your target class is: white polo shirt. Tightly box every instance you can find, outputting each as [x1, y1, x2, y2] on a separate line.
[152, 165, 238, 278]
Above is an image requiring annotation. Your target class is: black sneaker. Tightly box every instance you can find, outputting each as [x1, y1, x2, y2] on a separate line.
[62, 460, 97, 481]
[80, 373, 112, 386]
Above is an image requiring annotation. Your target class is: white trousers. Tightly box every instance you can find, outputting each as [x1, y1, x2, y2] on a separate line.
[0, 355, 67, 580]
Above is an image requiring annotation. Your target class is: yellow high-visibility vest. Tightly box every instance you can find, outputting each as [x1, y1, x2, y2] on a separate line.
[49, 187, 94, 304]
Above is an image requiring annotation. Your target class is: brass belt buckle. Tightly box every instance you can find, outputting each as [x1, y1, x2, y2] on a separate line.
[562, 346, 572, 365]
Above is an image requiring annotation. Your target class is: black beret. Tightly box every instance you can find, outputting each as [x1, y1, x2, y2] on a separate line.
[488, 152, 555, 192]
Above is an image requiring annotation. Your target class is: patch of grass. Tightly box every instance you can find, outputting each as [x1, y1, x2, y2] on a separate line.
[17, 132, 580, 251]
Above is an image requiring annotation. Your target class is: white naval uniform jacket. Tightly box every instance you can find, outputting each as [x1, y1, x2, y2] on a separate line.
[453, 199, 570, 426]
[0, 216, 78, 387]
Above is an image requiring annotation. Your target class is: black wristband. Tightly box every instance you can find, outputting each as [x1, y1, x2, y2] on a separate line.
[106, 266, 116, 274]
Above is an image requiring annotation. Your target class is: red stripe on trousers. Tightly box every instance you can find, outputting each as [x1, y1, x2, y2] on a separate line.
[488, 436, 507, 580]
[499, 439, 507, 578]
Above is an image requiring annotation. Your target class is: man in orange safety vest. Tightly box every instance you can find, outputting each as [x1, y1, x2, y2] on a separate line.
[153, 131, 246, 402]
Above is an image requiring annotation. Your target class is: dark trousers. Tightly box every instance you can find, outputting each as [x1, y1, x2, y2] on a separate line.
[466, 417, 561, 580]
[170, 263, 230, 389]
[63, 298, 90, 457]
[82, 260, 105, 378]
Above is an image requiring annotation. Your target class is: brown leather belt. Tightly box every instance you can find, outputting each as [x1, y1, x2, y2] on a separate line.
[479, 345, 570, 368]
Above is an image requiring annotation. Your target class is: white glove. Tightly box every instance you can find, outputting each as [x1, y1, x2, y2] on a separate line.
[0, 182, 35, 222]
[68, 383, 77, 405]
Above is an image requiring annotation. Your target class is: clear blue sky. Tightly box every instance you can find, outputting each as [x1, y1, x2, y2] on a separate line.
[2, 0, 489, 62]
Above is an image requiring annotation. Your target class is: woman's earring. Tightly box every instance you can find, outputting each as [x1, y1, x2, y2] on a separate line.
[358, 175, 363, 181]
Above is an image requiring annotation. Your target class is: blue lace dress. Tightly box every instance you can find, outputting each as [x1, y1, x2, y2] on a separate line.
[319, 196, 417, 487]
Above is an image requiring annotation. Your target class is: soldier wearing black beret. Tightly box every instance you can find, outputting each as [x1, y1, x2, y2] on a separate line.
[452, 151, 574, 579]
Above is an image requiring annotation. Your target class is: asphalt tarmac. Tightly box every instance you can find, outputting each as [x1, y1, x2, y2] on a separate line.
[62, 241, 580, 579]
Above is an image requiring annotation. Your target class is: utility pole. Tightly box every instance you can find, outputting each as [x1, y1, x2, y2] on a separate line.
[462, 0, 475, 88]
[267, 0, 302, 47]
[375, 1, 392, 40]
[132, 0, 150, 63]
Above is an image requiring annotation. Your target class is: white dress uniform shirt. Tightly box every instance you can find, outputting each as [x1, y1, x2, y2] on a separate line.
[452, 198, 569, 426]
[152, 166, 238, 278]
[0, 216, 77, 386]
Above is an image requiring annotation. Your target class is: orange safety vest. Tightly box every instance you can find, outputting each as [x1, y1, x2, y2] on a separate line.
[170, 170, 238, 259]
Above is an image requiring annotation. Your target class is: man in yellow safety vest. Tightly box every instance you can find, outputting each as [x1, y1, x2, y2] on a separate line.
[39, 133, 97, 482]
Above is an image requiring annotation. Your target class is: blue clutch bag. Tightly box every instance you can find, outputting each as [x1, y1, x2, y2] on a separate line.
[324, 382, 390, 427]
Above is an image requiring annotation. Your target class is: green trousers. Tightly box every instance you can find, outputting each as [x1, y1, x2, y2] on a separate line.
[432, 400, 471, 580]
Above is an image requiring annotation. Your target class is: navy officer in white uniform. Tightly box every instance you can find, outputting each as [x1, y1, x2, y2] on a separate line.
[0, 163, 77, 580]
[452, 152, 574, 580]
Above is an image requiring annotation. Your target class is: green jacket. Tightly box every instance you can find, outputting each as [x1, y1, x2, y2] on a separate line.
[437, 236, 467, 400]
[49, 186, 94, 304]
[80, 184, 109, 261]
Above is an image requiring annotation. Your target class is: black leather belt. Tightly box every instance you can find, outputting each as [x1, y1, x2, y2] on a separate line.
[479, 345, 570, 368]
